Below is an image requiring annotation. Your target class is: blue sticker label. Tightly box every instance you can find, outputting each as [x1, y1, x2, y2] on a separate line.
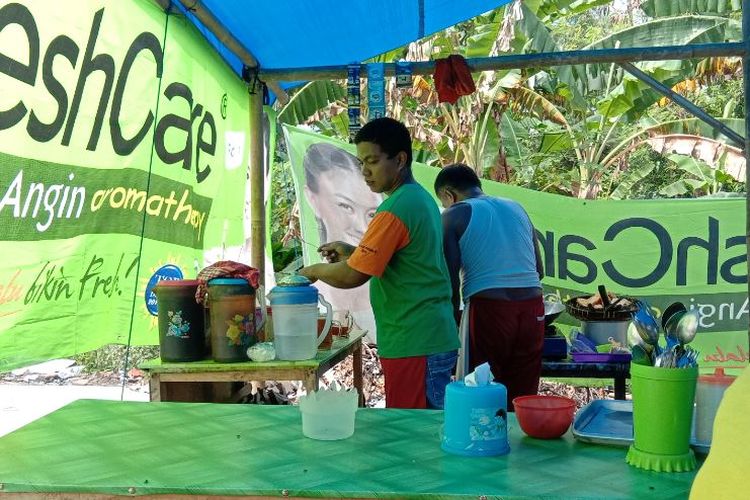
[145, 264, 184, 316]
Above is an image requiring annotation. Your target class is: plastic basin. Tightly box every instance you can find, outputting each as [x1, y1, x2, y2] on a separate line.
[299, 389, 358, 440]
[513, 395, 576, 439]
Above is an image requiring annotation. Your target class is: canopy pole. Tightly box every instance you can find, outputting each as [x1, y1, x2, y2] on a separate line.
[249, 85, 265, 282]
[259, 42, 744, 82]
[163, 0, 289, 104]
[743, 0, 750, 360]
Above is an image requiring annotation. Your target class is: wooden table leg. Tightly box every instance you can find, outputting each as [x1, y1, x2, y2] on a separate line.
[303, 370, 319, 394]
[614, 376, 626, 400]
[353, 341, 364, 407]
[149, 374, 162, 402]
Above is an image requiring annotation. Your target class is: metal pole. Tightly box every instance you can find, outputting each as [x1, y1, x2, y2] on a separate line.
[620, 62, 745, 147]
[743, 0, 750, 360]
[260, 42, 745, 81]
[249, 85, 265, 281]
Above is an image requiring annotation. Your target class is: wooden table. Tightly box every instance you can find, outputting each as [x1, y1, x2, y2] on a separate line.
[542, 359, 631, 400]
[141, 330, 366, 405]
[0, 399, 698, 499]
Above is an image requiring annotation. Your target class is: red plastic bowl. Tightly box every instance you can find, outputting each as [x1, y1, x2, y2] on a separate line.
[513, 395, 576, 439]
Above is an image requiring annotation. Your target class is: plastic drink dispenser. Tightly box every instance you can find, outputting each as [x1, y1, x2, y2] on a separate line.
[268, 275, 332, 361]
[207, 278, 264, 362]
[694, 368, 736, 445]
[442, 380, 510, 456]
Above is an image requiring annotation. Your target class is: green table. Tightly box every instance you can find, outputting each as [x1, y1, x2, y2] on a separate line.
[0, 399, 697, 499]
[140, 330, 365, 405]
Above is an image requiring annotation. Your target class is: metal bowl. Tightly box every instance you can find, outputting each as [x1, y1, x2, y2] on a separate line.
[565, 295, 639, 322]
[544, 295, 566, 326]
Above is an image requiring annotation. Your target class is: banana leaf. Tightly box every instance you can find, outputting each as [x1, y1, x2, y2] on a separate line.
[641, 0, 741, 17]
[277, 81, 346, 126]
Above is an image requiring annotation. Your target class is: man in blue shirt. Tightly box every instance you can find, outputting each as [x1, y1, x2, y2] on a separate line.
[435, 164, 544, 409]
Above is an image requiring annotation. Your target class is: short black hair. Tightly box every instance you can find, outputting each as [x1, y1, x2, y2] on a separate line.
[434, 163, 482, 193]
[354, 117, 412, 168]
[303, 143, 360, 192]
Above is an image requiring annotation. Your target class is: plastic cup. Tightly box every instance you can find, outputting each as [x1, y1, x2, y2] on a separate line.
[299, 389, 358, 440]
[626, 363, 698, 472]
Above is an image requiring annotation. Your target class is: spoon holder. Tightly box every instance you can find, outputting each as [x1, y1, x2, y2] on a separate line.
[626, 363, 698, 472]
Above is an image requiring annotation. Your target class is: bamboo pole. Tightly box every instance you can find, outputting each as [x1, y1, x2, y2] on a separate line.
[259, 43, 745, 81]
[249, 85, 265, 281]
[164, 0, 289, 104]
[171, 0, 259, 66]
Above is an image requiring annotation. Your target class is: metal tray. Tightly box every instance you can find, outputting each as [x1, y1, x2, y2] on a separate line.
[572, 399, 710, 455]
[571, 352, 631, 363]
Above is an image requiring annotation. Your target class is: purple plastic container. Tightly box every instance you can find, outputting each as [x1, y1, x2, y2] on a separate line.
[572, 352, 632, 363]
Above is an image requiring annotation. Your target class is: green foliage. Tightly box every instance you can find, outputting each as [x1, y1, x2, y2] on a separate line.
[641, 0, 741, 17]
[268, 159, 301, 272]
[74, 345, 160, 373]
[688, 79, 744, 118]
[277, 81, 346, 126]
[551, 10, 631, 50]
[608, 146, 676, 199]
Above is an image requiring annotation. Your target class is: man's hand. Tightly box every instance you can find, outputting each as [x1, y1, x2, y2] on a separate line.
[299, 261, 370, 289]
[318, 241, 357, 263]
[298, 265, 319, 283]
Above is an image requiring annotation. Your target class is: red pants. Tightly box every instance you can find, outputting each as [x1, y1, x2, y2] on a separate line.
[468, 296, 544, 410]
[380, 356, 427, 409]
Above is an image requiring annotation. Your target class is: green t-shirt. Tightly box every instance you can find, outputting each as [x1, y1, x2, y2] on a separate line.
[364, 183, 459, 358]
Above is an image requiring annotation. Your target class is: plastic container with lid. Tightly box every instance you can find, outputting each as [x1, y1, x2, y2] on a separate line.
[206, 278, 265, 363]
[268, 275, 332, 361]
[441, 380, 510, 456]
[154, 279, 206, 362]
[694, 368, 736, 445]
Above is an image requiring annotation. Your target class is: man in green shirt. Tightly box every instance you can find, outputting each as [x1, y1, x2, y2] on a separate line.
[300, 118, 459, 409]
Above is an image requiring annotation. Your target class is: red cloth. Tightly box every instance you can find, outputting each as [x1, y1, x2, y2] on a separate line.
[468, 295, 544, 411]
[195, 260, 260, 304]
[380, 355, 428, 409]
[433, 54, 476, 104]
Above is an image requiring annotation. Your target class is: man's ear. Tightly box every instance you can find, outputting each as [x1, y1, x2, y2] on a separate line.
[396, 151, 408, 170]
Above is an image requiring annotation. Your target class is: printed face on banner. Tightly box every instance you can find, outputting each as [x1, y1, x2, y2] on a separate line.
[298, 142, 382, 323]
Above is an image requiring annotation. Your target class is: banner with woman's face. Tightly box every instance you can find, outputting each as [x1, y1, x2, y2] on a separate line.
[284, 127, 382, 341]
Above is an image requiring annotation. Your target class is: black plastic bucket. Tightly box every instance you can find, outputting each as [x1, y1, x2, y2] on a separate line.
[154, 279, 206, 362]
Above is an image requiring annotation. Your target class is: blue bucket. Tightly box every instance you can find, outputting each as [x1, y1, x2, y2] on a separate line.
[441, 381, 510, 456]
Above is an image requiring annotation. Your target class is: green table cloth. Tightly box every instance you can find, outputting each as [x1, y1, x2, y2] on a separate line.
[0, 400, 697, 498]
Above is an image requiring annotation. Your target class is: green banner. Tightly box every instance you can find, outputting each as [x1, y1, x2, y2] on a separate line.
[283, 125, 748, 370]
[0, 0, 252, 371]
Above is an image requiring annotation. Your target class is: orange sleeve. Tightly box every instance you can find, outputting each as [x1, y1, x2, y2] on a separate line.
[347, 211, 410, 278]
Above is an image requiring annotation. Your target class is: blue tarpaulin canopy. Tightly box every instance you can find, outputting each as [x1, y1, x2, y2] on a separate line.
[172, 0, 511, 81]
